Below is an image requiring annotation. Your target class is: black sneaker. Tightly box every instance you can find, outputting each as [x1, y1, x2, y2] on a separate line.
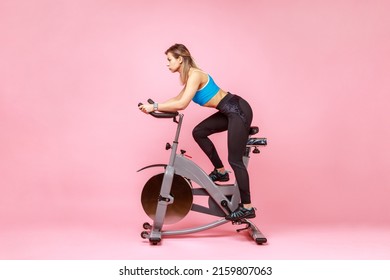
[209, 169, 230, 182]
[225, 205, 256, 221]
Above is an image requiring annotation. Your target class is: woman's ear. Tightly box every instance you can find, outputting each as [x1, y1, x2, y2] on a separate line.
[178, 56, 183, 64]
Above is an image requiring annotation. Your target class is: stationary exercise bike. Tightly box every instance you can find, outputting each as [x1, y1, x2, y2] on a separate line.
[137, 99, 268, 245]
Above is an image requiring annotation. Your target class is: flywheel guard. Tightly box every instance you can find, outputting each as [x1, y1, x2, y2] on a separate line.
[141, 173, 193, 224]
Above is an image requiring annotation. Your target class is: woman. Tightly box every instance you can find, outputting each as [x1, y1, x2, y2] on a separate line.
[138, 43, 255, 221]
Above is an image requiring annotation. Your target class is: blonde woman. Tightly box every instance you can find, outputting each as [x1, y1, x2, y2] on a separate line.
[139, 44, 255, 221]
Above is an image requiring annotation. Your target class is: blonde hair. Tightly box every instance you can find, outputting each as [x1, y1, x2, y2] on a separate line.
[165, 43, 198, 84]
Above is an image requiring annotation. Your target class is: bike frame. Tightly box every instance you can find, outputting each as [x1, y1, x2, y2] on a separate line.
[138, 107, 267, 244]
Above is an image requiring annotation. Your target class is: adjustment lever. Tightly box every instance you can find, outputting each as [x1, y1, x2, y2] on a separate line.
[234, 220, 251, 232]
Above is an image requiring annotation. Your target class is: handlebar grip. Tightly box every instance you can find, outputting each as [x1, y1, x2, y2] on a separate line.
[150, 111, 179, 118]
[138, 100, 179, 119]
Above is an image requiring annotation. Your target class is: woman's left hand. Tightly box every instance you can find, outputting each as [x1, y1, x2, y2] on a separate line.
[138, 104, 154, 114]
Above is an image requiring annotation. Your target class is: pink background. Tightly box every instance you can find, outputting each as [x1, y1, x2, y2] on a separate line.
[1, 0, 390, 259]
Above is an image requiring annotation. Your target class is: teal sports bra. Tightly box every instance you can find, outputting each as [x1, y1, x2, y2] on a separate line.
[192, 74, 220, 106]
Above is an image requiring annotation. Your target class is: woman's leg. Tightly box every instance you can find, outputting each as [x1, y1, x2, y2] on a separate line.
[227, 114, 252, 204]
[192, 111, 228, 169]
[224, 96, 255, 220]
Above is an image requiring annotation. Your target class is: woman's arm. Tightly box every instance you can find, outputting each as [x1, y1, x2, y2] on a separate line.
[139, 71, 202, 113]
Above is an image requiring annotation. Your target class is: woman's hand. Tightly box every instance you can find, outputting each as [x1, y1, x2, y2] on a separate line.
[138, 103, 154, 114]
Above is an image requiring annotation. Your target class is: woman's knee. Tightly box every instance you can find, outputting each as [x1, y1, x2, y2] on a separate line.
[192, 125, 206, 141]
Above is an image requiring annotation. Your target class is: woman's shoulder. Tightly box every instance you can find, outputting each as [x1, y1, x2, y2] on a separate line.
[190, 68, 207, 75]
[186, 68, 209, 89]
[189, 68, 208, 81]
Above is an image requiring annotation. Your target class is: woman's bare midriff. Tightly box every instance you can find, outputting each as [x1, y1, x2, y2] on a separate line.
[203, 89, 228, 108]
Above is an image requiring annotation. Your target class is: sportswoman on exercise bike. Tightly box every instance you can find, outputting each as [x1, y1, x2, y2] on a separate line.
[138, 43, 255, 221]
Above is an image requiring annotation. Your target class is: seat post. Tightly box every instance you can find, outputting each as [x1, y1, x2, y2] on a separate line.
[168, 113, 184, 167]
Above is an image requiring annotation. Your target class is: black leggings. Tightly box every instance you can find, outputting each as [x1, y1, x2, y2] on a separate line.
[192, 92, 253, 204]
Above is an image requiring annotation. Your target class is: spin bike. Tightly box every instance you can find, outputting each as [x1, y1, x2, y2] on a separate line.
[137, 99, 268, 245]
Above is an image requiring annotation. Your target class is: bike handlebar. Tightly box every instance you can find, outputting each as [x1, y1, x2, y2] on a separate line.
[138, 99, 179, 119]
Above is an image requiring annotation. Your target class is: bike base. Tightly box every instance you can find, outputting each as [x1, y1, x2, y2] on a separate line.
[140, 218, 267, 245]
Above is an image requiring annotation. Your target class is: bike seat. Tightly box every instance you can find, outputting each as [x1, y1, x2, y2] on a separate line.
[249, 126, 259, 135]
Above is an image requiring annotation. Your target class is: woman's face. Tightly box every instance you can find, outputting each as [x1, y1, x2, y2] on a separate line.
[166, 52, 182, 73]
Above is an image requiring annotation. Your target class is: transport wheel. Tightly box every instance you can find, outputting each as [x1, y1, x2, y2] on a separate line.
[141, 231, 149, 239]
[143, 222, 152, 230]
[141, 173, 193, 224]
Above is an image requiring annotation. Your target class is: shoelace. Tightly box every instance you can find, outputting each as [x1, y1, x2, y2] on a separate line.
[230, 207, 251, 218]
[210, 170, 227, 179]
